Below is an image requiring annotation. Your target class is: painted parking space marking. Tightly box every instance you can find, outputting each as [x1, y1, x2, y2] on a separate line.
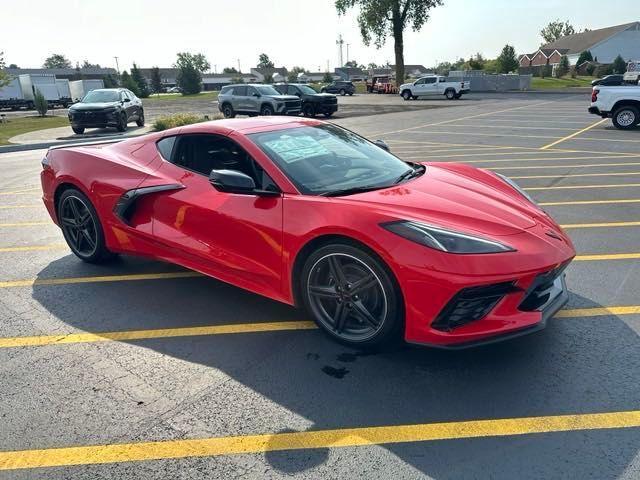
[0, 271, 202, 288]
[539, 199, 640, 206]
[524, 183, 640, 191]
[0, 244, 66, 253]
[574, 253, 640, 261]
[511, 172, 640, 180]
[489, 162, 640, 171]
[560, 221, 640, 229]
[1, 410, 639, 471]
[0, 205, 43, 210]
[0, 188, 40, 196]
[0, 221, 50, 227]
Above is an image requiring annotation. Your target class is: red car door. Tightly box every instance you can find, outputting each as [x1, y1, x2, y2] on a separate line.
[150, 133, 285, 301]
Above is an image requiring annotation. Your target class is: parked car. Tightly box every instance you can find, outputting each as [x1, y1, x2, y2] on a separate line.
[41, 117, 575, 349]
[320, 81, 355, 96]
[67, 88, 144, 134]
[399, 75, 469, 100]
[623, 60, 640, 84]
[274, 83, 338, 117]
[589, 85, 640, 129]
[591, 74, 625, 86]
[166, 87, 182, 93]
[218, 84, 301, 118]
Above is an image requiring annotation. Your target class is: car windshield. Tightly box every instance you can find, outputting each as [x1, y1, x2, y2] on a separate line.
[249, 124, 418, 195]
[82, 90, 120, 103]
[298, 85, 318, 95]
[256, 85, 280, 95]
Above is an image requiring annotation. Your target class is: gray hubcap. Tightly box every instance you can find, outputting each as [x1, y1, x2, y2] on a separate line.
[617, 110, 635, 127]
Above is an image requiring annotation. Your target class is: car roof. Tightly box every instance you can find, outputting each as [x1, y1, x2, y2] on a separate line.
[179, 116, 323, 135]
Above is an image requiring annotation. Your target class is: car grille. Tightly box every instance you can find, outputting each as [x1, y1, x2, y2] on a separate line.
[519, 261, 570, 311]
[77, 110, 108, 123]
[432, 282, 519, 332]
[285, 100, 301, 110]
[324, 97, 338, 104]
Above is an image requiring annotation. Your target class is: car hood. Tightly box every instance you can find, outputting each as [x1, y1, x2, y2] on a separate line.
[340, 163, 547, 237]
[400, 83, 413, 90]
[269, 95, 300, 101]
[70, 102, 120, 110]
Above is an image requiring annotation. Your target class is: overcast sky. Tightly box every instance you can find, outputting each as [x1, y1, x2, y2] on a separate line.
[3, 0, 638, 72]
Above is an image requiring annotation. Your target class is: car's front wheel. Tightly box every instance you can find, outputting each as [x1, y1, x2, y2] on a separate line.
[71, 126, 85, 134]
[260, 104, 274, 116]
[300, 243, 403, 348]
[401, 90, 412, 101]
[303, 104, 316, 117]
[612, 105, 639, 130]
[136, 109, 145, 127]
[57, 188, 115, 264]
[339, 89, 346, 96]
[116, 113, 127, 132]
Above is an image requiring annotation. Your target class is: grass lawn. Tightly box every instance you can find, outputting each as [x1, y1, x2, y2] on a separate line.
[144, 91, 219, 102]
[530, 76, 596, 89]
[0, 115, 69, 145]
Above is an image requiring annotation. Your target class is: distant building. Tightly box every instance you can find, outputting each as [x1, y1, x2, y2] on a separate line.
[367, 67, 393, 78]
[297, 72, 338, 83]
[520, 21, 640, 68]
[139, 68, 179, 88]
[334, 67, 366, 81]
[3, 67, 117, 80]
[202, 73, 258, 90]
[390, 64, 429, 77]
[250, 67, 288, 82]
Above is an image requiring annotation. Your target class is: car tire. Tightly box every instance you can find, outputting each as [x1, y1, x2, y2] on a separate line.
[222, 103, 235, 118]
[116, 113, 127, 132]
[136, 109, 145, 127]
[300, 242, 403, 349]
[411, 96, 418, 100]
[445, 89, 456, 100]
[339, 89, 346, 96]
[260, 104, 274, 116]
[71, 126, 85, 135]
[401, 90, 412, 101]
[612, 105, 639, 130]
[57, 188, 116, 264]
[348, 92, 353, 96]
[323, 112, 334, 118]
[303, 104, 316, 117]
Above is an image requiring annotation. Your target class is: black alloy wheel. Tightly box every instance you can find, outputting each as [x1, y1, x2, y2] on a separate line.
[339, 89, 346, 96]
[58, 189, 114, 263]
[261, 104, 274, 116]
[222, 104, 236, 118]
[302, 244, 402, 347]
[303, 104, 316, 117]
[116, 112, 128, 132]
[136, 109, 145, 126]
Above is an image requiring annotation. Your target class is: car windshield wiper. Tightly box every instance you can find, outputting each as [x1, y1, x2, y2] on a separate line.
[393, 163, 425, 184]
[319, 185, 385, 197]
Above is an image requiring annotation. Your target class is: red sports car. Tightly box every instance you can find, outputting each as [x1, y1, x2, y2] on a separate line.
[41, 117, 575, 349]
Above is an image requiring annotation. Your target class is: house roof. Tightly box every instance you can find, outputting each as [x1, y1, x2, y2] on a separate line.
[252, 67, 288, 76]
[540, 22, 640, 55]
[4, 67, 117, 76]
[390, 64, 428, 73]
[335, 67, 365, 75]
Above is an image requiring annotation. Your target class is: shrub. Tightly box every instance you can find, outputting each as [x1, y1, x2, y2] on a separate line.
[34, 89, 48, 116]
[570, 66, 577, 79]
[595, 64, 613, 78]
[612, 55, 626, 74]
[586, 64, 596, 76]
[152, 113, 222, 131]
[540, 64, 552, 78]
[555, 55, 569, 78]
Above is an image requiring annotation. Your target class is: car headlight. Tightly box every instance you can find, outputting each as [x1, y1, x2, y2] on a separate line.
[382, 221, 515, 254]
[494, 172, 537, 205]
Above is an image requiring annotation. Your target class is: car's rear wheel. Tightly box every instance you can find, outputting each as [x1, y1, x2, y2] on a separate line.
[57, 189, 115, 264]
[303, 104, 316, 117]
[339, 89, 346, 96]
[116, 113, 127, 132]
[136, 109, 145, 127]
[301, 243, 403, 349]
[445, 89, 456, 100]
[323, 111, 334, 118]
[612, 106, 639, 130]
[71, 126, 85, 134]
[222, 103, 235, 118]
[261, 104, 274, 116]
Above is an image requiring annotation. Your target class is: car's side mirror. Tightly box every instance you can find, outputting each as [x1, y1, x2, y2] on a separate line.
[123, 98, 131, 103]
[374, 139, 390, 152]
[252, 93, 260, 97]
[209, 169, 280, 197]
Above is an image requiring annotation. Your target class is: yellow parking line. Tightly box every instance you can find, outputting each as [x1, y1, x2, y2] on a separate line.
[403, 152, 639, 160]
[0, 321, 317, 348]
[490, 162, 640, 171]
[574, 253, 640, 261]
[409, 130, 558, 140]
[525, 183, 640, 191]
[0, 188, 40, 195]
[560, 221, 640, 229]
[0, 244, 66, 253]
[539, 199, 640, 206]
[511, 172, 640, 180]
[0, 205, 42, 210]
[449, 124, 578, 131]
[1, 410, 639, 471]
[557, 306, 640, 317]
[0, 271, 202, 288]
[0, 222, 50, 227]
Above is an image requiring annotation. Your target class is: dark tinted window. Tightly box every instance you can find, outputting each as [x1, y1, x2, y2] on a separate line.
[169, 134, 278, 190]
[287, 85, 299, 95]
[424, 77, 437, 84]
[439, 78, 446, 83]
[247, 85, 258, 96]
[220, 85, 232, 94]
[156, 136, 176, 160]
[234, 85, 247, 96]
[274, 84, 287, 94]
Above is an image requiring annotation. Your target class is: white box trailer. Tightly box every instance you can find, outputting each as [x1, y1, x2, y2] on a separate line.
[19, 74, 60, 104]
[0, 77, 27, 109]
[69, 79, 105, 102]
[55, 79, 72, 107]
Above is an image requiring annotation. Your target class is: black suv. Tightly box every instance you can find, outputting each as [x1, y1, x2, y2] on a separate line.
[320, 81, 355, 96]
[274, 83, 338, 117]
[67, 88, 144, 134]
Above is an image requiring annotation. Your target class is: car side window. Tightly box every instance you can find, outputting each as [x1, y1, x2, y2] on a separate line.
[168, 135, 278, 191]
[156, 136, 176, 160]
[120, 91, 128, 101]
[274, 85, 286, 94]
[287, 85, 299, 95]
[234, 85, 247, 96]
[415, 78, 425, 85]
[424, 77, 437, 84]
[247, 86, 258, 97]
[439, 78, 446, 83]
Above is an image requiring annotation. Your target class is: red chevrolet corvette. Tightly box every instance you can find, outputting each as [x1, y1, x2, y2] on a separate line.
[41, 117, 575, 348]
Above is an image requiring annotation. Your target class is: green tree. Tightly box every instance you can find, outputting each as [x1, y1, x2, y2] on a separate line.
[465, 52, 485, 70]
[130, 63, 150, 97]
[555, 55, 570, 78]
[336, 0, 443, 86]
[541, 64, 552, 78]
[34, 89, 48, 116]
[8, 63, 18, 69]
[323, 71, 334, 83]
[150, 66, 163, 94]
[81, 60, 101, 68]
[367, 62, 379, 69]
[258, 53, 274, 69]
[223, 67, 238, 73]
[43, 53, 71, 69]
[120, 71, 140, 96]
[576, 50, 593, 65]
[174, 52, 210, 94]
[231, 75, 245, 84]
[0, 51, 11, 88]
[102, 74, 118, 88]
[612, 55, 627, 74]
[263, 73, 274, 84]
[482, 58, 499, 73]
[287, 66, 305, 82]
[72, 62, 83, 81]
[540, 20, 575, 44]
[496, 44, 519, 73]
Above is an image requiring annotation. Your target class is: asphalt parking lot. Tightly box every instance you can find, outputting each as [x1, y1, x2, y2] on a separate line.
[0, 92, 639, 479]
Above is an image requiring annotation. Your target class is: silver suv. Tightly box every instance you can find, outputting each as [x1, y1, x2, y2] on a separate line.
[218, 84, 301, 118]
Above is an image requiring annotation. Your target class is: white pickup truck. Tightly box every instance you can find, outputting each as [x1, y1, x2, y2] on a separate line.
[399, 75, 469, 101]
[589, 85, 640, 130]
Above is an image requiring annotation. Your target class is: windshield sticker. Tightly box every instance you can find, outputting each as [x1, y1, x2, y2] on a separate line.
[264, 136, 330, 163]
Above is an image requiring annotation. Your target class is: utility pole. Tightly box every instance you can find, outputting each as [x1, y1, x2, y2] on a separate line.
[346, 44, 350, 65]
[237, 58, 241, 73]
[113, 56, 120, 75]
[336, 34, 344, 67]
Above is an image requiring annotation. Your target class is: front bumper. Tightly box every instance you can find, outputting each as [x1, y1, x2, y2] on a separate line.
[69, 110, 120, 127]
[319, 103, 338, 114]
